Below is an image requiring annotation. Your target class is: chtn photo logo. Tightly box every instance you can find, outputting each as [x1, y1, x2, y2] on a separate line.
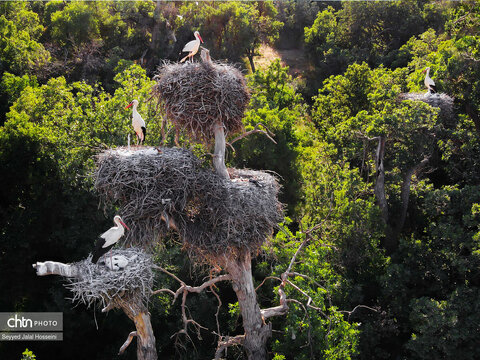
[6, 314, 58, 329]
[0, 312, 63, 332]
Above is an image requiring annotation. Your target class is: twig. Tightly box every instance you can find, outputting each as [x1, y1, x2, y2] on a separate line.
[340, 305, 378, 321]
[118, 331, 137, 355]
[229, 123, 277, 147]
[214, 334, 245, 360]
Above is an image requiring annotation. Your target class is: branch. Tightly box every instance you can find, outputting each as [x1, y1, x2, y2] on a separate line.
[151, 268, 232, 349]
[355, 131, 380, 142]
[339, 305, 378, 321]
[228, 123, 277, 149]
[32, 261, 78, 277]
[214, 334, 245, 360]
[118, 331, 137, 355]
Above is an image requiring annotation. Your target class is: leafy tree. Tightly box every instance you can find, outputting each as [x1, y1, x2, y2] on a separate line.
[0, 2, 50, 75]
[176, 1, 283, 71]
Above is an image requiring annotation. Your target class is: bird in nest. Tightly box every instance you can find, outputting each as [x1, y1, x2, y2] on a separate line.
[92, 215, 130, 264]
[126, 99, 146, 145]
[423, 67, 437, 95]
[180, 31, 204, 63]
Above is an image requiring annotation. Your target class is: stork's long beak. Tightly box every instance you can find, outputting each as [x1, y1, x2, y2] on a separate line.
[422, 69, 426, 73]
[125, 103, 133, 109]
[119, 220, 130, 230]
[198, 34, 204, 43]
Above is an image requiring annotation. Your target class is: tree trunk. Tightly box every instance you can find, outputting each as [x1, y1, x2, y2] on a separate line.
[133, 312, 158, 360]
[393, 157, 430, 241]
[247, 52, 256, 73]
[150, 0, 162, 53]
[374, 136, 388, 225]
[223, 251, 271, 360]
[213, 121, 230, 179]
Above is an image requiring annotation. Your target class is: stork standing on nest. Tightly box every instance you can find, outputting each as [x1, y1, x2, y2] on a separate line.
[92, 215, 130, 265]
[180, 31, 203, 63]
[423, 67, 436, 94]
[126, 100, 146, 145]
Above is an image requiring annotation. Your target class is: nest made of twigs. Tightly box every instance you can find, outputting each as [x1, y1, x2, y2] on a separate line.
[398, 92, 454, 120]
[152, 61, 250, 142]
[94, 147, 283, 259]
[66, 248, 154, 308]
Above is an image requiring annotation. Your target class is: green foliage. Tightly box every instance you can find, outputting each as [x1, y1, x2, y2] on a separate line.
[177, 1, 282, 70]
[21, 349, 36, 360]
[0, 2, 50, 74]
[230, 61, 304, 213]
[1, 2, 480, 360]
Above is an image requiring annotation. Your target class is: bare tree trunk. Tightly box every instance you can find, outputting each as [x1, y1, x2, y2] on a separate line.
[223, 251, 271, 360]
[213, 121, 230, 179]
[394, 157, 430, 240]
[150, 0, 162, 53]
[247, 51, 256, 73]
[374, 136, 398, 254]
[374, 136, 388, 225]
[132, 312, 157, 360]
[113, 298, 158, 360]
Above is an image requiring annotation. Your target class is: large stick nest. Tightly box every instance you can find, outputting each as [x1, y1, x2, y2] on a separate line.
[94, 147, 283, 258]
[66, 248, 153, 308]
[152, 61, 250, 142]
[398, 92, 454, 120]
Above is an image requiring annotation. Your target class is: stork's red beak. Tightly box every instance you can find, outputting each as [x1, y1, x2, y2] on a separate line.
[198, 34, 204, 43]
[119, 220, 130, 230]
[422, 69, 426, 73]
[125, 103, 133, 109]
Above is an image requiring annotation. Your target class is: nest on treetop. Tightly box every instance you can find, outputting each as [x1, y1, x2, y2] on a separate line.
[151, 61, 250, 142]
[398, 92, 454, 120]
[65, 248, 154, 309]
[94, 147, 283, 259]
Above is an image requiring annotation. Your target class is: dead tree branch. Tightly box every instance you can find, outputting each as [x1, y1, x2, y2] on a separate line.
[118, 331, 137, 355]
[215, 334, 245, 360]
[228, 123, 277, 149]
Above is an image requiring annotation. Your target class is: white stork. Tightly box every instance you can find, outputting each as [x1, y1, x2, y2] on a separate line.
[423, 67, 436, 94]
[99, 255, 129, 271]
[180, 31, 204, 63]
[92, 215, 130, 264]
[126, 99, 146, 145]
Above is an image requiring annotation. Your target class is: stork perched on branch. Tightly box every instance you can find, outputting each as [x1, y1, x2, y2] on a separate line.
[423, 67, 436, 94]
[180, 31, 203, 63]
[126, 100, 146, 145]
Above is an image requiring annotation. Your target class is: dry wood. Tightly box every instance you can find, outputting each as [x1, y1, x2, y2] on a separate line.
[95, 147, 282, 258]
[152, 61, 249, 143]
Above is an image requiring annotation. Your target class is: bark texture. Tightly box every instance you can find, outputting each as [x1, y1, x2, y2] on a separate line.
[213, 121, 230, 179]
[223, 251, 271, 360]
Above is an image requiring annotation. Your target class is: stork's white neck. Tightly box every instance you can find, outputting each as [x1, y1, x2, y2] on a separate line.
[114, 217, 123, 228]
[425, 68, 430, 77]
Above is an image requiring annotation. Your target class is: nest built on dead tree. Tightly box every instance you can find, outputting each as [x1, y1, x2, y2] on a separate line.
[65, 247, 154, 309]
[94, 147, 283, 258]
[152, 61, 250, 142]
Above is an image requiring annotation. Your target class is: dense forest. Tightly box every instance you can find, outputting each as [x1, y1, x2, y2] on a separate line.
[1, 1, 480, 359]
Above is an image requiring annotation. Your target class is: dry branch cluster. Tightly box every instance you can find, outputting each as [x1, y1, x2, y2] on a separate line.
[94, 147, 283, 257]
[398, 92, 454, 119]
[152, 61, 250, 142]
[66, 247, 154, 308]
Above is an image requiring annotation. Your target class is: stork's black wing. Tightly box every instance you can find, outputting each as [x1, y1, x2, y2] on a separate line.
[92, 237, 108, 263]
